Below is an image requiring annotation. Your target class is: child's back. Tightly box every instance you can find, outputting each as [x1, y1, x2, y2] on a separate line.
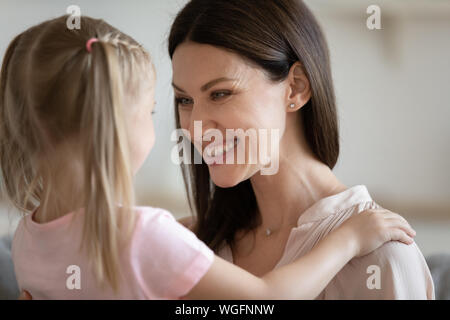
[13, 206, 213, 299]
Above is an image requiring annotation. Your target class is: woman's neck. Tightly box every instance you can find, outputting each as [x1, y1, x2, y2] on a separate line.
[250, 156, 346, 231]
[249, 116, 347, 233]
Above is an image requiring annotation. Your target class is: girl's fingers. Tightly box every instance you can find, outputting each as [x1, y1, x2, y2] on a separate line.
[381, 210, 410, 226]
[389, 228, 415, 245]
[386, 218, 416, 237]
[366, 209, 416, 244]
[376, 210, 415, 237]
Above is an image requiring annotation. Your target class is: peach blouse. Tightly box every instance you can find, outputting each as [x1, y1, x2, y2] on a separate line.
[218, 185, 435, 299]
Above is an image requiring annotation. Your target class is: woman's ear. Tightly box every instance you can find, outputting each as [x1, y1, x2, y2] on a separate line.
[286, 62, 311, 112]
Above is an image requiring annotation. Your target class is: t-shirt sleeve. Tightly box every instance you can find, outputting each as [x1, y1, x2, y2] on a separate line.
[130, 207, 215, 299]
[324, 241, 435, 299]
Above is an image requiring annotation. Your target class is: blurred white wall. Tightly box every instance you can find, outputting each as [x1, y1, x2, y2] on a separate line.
[306, 0, 450, 221]
[0, 1, 449, 254]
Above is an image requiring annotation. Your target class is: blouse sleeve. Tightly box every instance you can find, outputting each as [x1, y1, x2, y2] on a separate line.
[130, 207, 215, 299]
[324, 240, 435, 299]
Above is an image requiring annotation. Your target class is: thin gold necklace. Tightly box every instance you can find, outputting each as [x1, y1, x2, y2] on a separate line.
[264, 220, 299, 237]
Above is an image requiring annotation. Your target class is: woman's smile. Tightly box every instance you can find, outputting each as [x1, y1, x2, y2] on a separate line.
[203, 137, 240, 165]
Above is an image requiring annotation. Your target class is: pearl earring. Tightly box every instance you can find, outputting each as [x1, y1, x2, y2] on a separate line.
[289, 103, 296, 109]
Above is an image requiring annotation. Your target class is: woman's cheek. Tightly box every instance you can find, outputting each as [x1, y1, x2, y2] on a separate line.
[179, 112, 190, 131]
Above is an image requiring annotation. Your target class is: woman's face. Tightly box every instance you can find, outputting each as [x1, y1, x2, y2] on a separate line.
[172, 42, 288, 187]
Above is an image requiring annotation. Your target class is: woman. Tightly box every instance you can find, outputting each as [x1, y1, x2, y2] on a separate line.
[169, 0, 434, 299]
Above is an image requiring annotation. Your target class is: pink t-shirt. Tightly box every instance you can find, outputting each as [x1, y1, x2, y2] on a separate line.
[12, 206, 214, 299]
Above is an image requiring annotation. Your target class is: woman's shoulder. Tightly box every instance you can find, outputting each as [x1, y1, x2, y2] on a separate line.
[325, 200, 430, 274]
[347, 202, 428, 266]
[324, 209, 435, 298]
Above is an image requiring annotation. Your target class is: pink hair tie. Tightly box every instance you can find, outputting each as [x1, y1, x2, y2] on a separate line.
[86, 38, 99, 53]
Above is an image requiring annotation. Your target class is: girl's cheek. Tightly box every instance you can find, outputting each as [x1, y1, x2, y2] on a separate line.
[146, 116, 155, 150]
[149, 124, 155, 151]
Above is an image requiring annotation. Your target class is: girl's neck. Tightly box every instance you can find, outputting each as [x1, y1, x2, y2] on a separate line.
[35, 154, 85, 224]
[36, 191, 84, 224]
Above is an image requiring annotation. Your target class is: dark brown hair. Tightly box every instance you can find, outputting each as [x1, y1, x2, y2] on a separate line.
[168, 0, 339, 252]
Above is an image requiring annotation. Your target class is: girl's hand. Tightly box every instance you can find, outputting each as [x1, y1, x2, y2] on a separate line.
[339, 208, 416, 257]
[18, 290, 32, 300]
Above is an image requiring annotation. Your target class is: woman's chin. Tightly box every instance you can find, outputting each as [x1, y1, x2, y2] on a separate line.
[208, 163, 259, 188]
[208, 164, 245, 188]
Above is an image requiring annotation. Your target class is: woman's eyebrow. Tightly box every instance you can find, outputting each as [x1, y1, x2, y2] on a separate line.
[172, 77, 237, 93]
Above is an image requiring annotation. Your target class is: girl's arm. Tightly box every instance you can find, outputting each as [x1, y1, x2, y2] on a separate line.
[19, 209, 414, 300]
[183, 209, 415, 300]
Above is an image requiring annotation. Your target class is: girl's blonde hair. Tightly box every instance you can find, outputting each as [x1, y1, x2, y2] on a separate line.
[0, 15, 152, 292]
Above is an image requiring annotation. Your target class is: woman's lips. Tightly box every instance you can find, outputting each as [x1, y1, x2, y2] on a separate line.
[203, 137, 240, 165]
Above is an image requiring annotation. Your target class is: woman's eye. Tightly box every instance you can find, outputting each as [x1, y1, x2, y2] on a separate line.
[211, 91, 231, 100]
[175, 97, 193, 107]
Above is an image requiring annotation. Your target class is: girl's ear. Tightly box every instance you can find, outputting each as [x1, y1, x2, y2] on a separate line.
[285, 62, 311, 112]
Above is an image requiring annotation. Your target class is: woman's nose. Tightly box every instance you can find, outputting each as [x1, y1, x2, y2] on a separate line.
[189, 104, 216, 140]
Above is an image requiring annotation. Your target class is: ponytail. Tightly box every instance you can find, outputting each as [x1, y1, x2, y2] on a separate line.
[81, 40, 136, 292]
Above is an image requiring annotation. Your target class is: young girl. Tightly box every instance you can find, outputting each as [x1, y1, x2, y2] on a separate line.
[0, 15, 415, 300]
